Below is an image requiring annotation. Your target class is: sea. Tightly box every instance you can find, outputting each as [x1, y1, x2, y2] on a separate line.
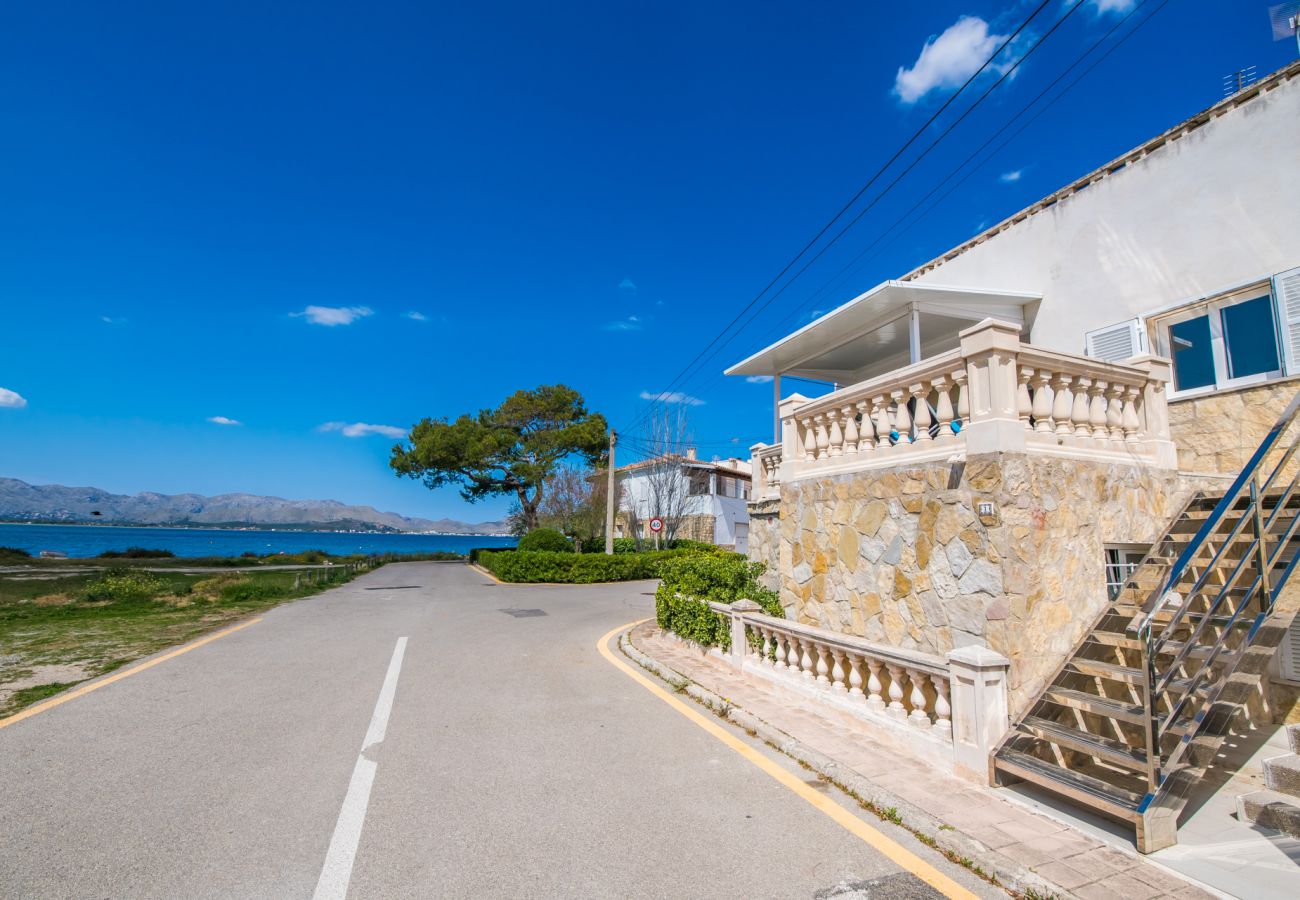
[0, 523, 517, 559]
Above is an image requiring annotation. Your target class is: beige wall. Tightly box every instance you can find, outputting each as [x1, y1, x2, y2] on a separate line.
[908, 71, 1300, 354]
[1168, 377, 1300, 475]
[777, 456, 1188, 716]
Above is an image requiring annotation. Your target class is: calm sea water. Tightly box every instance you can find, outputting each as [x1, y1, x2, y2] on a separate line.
[0, 523, 517, 559]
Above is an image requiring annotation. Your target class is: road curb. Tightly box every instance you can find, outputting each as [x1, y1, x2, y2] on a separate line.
[618, 625, 1069, 900]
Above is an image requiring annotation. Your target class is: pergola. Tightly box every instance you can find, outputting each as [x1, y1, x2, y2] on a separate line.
[725, 281, 1041, 441]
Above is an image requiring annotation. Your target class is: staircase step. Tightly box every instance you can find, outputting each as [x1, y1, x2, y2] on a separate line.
[1067, 659, 1144, 684]
[1042, 687, 1145, 724]
[1020, 716, 1148, 772]
[1236, 789, 1300, 838]
[994, 748, 1142, 818]
[1289, 724, 1300, 755]
[1087, 629, 1143, 650]
[1264, 753, 1300, 797]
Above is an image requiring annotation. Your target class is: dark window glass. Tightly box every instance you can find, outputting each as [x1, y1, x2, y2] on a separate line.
[1169, 315, 1216, 391]
[1221, 295, 1279, 379]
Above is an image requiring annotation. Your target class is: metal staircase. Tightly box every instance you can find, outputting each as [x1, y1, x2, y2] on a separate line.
[991, 392, 1300, 852]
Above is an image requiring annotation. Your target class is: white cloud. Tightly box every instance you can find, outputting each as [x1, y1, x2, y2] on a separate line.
[100, 315, 128, 325]
[1088, 0, 1136, 14]
[207, 415, 242, 426]
[639, 390, 704, 406]
[404, 311, 428, 322]
[319, 421, 407, 439]
[292, 305, 374, 326]
[999, 169, 1022, 183]
[746, 375, 774, 384]
[604, 315, 642, 332]
[0, 387, 27, 408]
[618, 278, 637, 292]
[894, 16, 1009, 105]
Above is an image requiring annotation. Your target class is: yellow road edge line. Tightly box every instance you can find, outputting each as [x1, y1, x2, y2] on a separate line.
[0, 616, 264, 730]
[598, 620, 979, 900]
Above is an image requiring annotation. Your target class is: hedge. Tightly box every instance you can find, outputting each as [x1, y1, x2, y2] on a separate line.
[655, 553, 782, 649]
[476, 548, 697, 583]
[517, 528, 573, 553]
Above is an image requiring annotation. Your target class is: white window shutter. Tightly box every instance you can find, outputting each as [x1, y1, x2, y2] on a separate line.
[1085, 318, 1145, 362]
[1273, 267, 1300, 376]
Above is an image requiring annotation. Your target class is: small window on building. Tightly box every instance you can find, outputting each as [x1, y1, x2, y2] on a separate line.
[1105, 545, 1148, 599]
[1153, 284, 1284, 396]
[688, 472, 710, 496]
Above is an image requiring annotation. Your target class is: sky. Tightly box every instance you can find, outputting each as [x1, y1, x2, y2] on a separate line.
[1, 1, 1295, 523]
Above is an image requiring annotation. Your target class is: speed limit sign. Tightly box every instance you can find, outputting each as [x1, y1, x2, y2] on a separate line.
[648, 517, 664, 534]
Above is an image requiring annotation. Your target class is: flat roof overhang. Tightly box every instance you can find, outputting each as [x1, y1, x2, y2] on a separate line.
[725, 281, 1041, 384]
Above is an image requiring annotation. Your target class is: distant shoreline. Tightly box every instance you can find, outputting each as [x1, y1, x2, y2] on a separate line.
[0, 520, 511, 538]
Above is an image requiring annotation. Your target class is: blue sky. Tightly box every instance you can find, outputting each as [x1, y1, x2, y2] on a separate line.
[1, 1, 1294, 522]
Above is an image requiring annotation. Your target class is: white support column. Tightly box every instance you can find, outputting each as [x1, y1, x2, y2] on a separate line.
[908, 305, 922, 365]
[946, 645, 1011, 782]
[773, 372, 782, 444]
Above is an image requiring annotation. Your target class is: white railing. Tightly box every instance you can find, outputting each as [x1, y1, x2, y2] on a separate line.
[698, 599, 1011, 779]
[752, 443, 783, 501]
[751, 318, 1176, 485]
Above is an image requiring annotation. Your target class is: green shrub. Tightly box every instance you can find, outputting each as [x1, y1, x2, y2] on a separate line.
[666, 538, 716, 552]
[219, 577, 290, 602]
[516, 528, 573, 553]
[469, 546, 515, 564]
[0, 546, 32, 560]
[577, 536, 639, 553]
[655, 553, 781, 648]
[478, 548, 695, 583]
[99, 547, 176, 559]
[80, 569, 166, 603]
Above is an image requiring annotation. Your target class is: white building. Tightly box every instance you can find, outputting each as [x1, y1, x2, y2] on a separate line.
[613, 450, 752, 551]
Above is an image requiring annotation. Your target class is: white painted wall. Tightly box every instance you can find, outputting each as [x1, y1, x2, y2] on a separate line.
[617, 465, 751, 546]
[908, 74, 1300, 352]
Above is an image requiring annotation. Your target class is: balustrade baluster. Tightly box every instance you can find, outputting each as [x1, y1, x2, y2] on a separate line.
[1122, 385, 1141, 443]
[931, 675, 952, 738]
[814, 416, 830, 460]
[866, 660, 885, 710]
[855, 401, 874, 453]
[872, 396, 891, 450]
[1051, 373, 1073, 436]
[890, 390, 911, 445]
[1031, 370, 1054, 433]
[1106, 383, 1125, 444]
[1017, 366, 1034, 429]
[801, 418, 816, 462]
[800, 639, 815, 681]
[772, 632, 788, 669]
[815, 644, 830, 685]
[907, 669, 932, 727]
[847, 653, 864, 698]
[759, 627, 772, 666]
[828, 411, 844, 457]
[932, 376, 954, 439]
[885, 664, 907, 719]
[841, 406, 858, 456]
[911, 384, 932, 442]
[830, 649, 847, 692]
[1089, 381, 1108, 438]
[1071, 376, 1092, 439]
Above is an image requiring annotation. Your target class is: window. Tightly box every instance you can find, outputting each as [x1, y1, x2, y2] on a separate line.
[688, 472, 710, 496]
[1105, 546, 1148, 599]
[1153, 285, 1284, 395]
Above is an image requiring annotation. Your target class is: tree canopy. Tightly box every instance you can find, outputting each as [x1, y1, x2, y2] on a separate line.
[390, 385, 608, 531]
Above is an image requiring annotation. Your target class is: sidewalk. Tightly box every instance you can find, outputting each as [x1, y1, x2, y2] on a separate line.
[625, 621, 1217, 900]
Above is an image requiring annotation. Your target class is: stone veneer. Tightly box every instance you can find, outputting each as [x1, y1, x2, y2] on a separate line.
[1169, 376, 1300, 474]
[776, 454, 1189, 717]
[747, 497, 781, 591]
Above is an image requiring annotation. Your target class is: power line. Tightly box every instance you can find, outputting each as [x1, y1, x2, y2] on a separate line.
[621, 0, 1058, 435]
[624, 0, 1084, 439]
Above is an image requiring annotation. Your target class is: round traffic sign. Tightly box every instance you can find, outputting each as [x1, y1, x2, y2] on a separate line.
[649, 517, 664, 533]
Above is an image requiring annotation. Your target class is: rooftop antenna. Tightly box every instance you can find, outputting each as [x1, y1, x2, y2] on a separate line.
[1223, 65, 1258, 97]
[1269, 3, 1300, 56]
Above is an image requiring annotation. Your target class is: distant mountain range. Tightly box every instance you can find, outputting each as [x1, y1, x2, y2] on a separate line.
[0, 478, 509, 535]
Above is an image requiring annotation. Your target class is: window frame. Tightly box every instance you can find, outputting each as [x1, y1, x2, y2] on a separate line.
[1151, 283, 1284, 399]
[1104, 544, 1149, 600]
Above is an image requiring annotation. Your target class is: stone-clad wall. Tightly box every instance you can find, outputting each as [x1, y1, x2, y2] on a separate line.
[1168, 377, 1300, 475]
[777, 455, 1188, 717]
[747, 498, 781, 591]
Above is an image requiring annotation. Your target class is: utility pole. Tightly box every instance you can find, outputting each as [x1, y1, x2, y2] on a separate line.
[604, 429, 617, 555]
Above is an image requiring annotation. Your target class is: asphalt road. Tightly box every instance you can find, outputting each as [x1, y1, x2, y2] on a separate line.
[0, 562, 996, 899]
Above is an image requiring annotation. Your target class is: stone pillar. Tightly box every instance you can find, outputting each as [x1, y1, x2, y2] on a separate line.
[728, 599, 762, 664]
[956, 318, 1027, 456]
[1126, 354, 1178, 470]
[946, 645, 1011, 781]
